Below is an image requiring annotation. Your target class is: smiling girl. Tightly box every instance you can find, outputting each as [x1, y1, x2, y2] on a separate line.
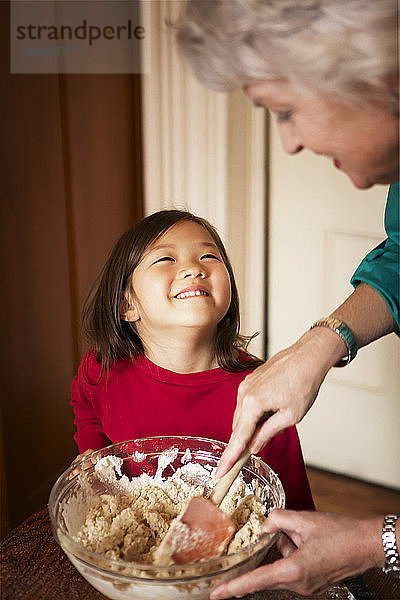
[71, 210, 314, 511]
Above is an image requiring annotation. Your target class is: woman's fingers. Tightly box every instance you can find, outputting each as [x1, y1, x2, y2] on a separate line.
[263, 508, 309, 548]
[211, 512, 307, 599]
[217, 334, 330, 477]
[276, 532, 297, 557]
[248, 409, 291, 454]
[211, 510, 382, 599]
[210, 555, 302, 599]
[265, 518, 299, 557]
[216, 400, 296, 477]
[216, 412, 277, 478]
[216, 386, 268, 477]
[215, 434, 248, 478]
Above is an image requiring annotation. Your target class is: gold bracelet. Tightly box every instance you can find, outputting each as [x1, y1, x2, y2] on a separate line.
[310, 317, 357, 367]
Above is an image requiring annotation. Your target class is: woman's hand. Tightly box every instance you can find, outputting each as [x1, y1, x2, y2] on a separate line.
[69, 448, 96, 479]
[216, 327, 346, 477]
[216, 283, 397, 479]
[210, 510, 384, 599]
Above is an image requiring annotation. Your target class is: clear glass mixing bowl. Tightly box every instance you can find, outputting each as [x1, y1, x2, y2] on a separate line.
[49, 436, 285, 600]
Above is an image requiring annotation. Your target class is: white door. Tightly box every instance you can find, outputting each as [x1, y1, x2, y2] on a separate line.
[268, 119, 400, 489]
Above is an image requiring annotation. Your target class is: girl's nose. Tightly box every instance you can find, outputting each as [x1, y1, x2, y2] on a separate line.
[180, 265, 205, 279]
[279, 126, 304, 155]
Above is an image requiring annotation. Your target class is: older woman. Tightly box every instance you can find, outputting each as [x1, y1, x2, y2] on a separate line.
[175, 1, 399, 598]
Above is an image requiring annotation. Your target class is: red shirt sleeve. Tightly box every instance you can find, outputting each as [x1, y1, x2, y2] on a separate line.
[70, 351, 112, 453]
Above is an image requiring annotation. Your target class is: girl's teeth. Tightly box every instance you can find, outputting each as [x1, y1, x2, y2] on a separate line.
[176, 290, 207, 299]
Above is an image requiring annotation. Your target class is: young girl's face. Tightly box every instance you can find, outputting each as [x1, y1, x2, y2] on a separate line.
[124, 221, 232, 340]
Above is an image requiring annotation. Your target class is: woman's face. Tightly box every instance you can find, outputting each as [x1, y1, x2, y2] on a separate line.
[244, 80, 399, 189]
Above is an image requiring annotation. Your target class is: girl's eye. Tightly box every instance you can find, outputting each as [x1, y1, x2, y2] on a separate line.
[153, 256, 174, 264]
[277, 110, 293, 123]
[201, 253, 220, 261]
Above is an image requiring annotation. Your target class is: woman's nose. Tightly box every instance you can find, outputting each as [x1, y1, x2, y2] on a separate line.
[279, 126, 304, 155]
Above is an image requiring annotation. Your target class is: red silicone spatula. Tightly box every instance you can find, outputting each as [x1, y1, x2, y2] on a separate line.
[157, 414, 272, 564]
[157, 446, 253, 564]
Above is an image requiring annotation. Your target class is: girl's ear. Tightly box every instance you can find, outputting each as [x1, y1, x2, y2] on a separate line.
[120, 291, 140, 322]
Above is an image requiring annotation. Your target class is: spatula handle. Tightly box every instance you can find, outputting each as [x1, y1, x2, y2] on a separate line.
[209, 448, 251, 506]
[209, 412, 273, 507]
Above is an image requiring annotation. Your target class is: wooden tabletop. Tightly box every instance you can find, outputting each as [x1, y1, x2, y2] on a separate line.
[1, 507, 400, 600]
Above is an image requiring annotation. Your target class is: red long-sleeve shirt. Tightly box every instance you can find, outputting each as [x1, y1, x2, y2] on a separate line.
[71, 351, 314, 511]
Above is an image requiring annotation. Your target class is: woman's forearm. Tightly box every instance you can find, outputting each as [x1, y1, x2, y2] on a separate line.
[330, 282, 397, 349]
[297, 281, 398, 371]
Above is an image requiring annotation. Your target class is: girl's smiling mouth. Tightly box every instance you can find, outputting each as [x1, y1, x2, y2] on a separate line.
[174, 287, 210, 299]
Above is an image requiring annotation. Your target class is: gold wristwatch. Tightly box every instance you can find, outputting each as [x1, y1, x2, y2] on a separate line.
[310, 317, 357, 367]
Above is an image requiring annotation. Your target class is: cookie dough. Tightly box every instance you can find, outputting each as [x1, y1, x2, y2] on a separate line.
[74, 453, 266, 566]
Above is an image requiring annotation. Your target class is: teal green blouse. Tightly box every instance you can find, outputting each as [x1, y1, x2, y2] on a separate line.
[351, 182, 400, 329]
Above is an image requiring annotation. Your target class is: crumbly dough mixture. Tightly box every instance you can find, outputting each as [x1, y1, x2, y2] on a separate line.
[74, 458, 266, 565]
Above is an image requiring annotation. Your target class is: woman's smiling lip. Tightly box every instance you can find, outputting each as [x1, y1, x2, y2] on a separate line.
[333, 158, 341, 169]
[173, 286, 210, 299]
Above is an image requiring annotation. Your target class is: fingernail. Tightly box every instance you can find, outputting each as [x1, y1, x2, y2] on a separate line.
[215, 460, 226, 478]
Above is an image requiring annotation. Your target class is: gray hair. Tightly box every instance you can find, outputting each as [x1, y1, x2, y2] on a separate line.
[175, 0, 398, 105]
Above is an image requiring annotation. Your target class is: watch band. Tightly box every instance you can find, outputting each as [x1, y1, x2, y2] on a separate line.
[382, 514, 400, 578]
[310, 317, 357, 367]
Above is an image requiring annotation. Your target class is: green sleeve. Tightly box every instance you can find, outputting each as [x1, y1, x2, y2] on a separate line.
[350, 182, 400, 329]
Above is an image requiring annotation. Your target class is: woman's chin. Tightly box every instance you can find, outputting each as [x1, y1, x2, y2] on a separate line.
[345, 163, 399, 189]
[344, 170, 374, 190]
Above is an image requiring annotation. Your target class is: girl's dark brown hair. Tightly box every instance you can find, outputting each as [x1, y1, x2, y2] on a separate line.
[82, 210, 263, 378]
